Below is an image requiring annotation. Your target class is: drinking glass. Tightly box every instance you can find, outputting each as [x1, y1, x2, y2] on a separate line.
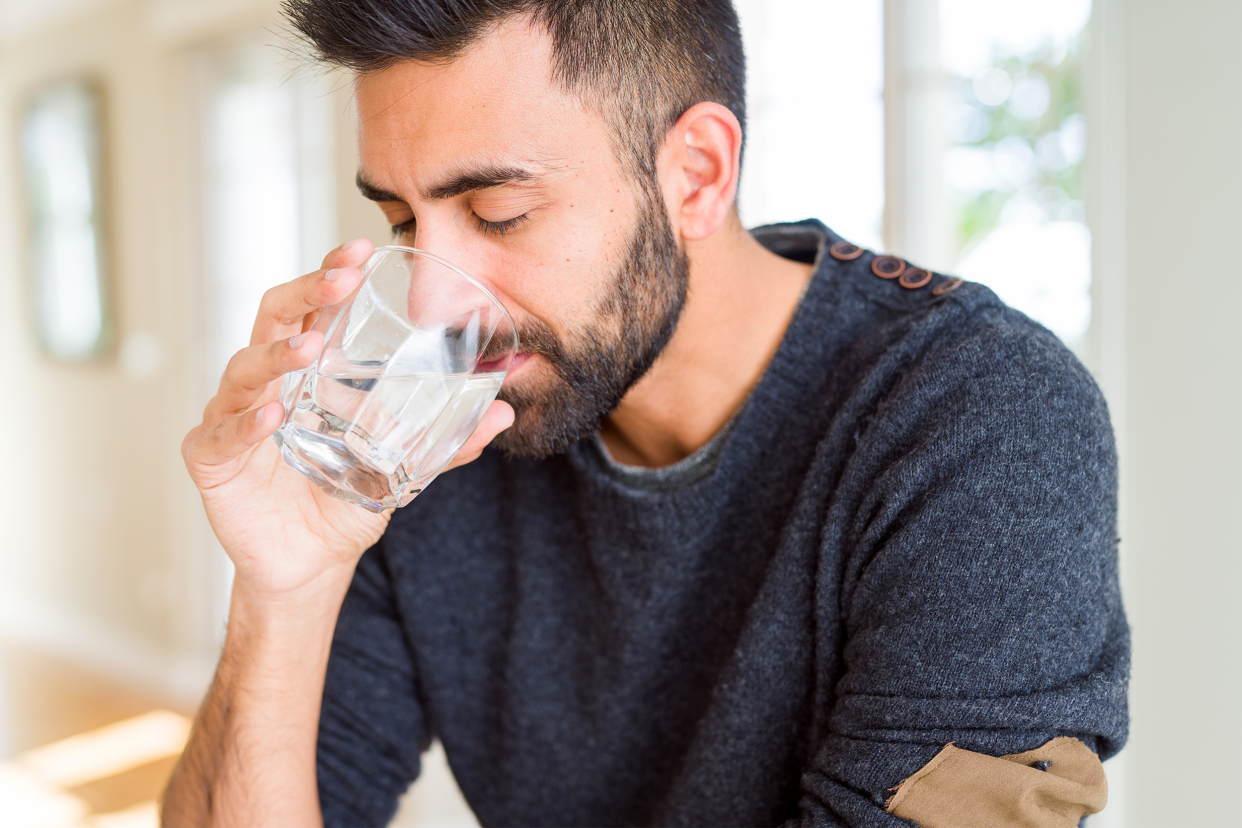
[273, 247, 517, 511]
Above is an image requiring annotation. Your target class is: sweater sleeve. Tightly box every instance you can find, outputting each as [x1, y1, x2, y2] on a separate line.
[793, 310, 1130, 827]
[317, 540, 429, 828]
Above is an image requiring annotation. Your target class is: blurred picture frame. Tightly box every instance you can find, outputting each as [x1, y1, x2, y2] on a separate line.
[19, 78, 112, 361]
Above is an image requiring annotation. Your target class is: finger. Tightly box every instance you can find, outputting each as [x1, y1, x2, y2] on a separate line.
[321, 237, 374, 272]
[184, 401, 284, 472]
[249, 239, 374, 346]
[249, 265, 363, 347]
[443, 400, 515, 471]
[206, 331, 324, 424]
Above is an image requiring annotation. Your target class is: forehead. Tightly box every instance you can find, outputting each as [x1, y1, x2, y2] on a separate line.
[354, 19, 607, 189]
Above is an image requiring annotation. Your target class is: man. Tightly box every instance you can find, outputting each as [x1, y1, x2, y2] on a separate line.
[164, 0, 1128, 825]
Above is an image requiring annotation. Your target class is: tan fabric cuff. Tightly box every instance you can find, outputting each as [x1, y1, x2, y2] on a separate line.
[884, 737, 1107, 828]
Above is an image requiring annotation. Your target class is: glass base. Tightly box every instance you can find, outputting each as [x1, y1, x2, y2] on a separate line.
[273, 425, 420, 512]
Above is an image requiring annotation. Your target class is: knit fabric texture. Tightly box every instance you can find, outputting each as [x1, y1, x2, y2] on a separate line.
[316, 220, 1130, 828]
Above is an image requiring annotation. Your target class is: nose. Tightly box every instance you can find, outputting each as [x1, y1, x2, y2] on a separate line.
[410, 221, 513, 314]
[410, 223, 483, 283]
[406, 221, 521, 363]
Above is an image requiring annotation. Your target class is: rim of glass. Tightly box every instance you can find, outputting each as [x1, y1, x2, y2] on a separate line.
[370, 246, 517, 350]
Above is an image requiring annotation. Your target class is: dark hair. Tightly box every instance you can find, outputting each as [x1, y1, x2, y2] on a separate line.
[282, 0, 746, 184]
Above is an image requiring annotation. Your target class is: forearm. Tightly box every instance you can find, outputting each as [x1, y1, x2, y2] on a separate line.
[162, 569, 354, 828]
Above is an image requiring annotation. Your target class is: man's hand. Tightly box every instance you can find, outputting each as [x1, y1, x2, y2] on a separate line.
[181, 238, 514, 597]
[164, 239, 514, 827]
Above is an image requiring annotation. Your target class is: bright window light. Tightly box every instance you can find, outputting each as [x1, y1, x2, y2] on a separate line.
[0, 711, 187, 828]
[15, 709, 190, 788]
[735, 0, 885, 250]
[0, 763, 88, 828]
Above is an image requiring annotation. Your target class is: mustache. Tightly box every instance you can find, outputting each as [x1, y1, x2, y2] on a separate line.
[472, 316, 565, 371]
[515, 324, 561, 360]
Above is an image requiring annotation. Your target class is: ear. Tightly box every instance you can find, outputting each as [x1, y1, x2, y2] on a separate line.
[658, 102, 743, 242]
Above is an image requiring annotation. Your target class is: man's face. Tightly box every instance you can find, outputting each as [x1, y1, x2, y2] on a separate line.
[354, 19, 688, 458]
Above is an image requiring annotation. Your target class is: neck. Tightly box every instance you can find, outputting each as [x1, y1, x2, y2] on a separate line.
[599, 215, 814, 468]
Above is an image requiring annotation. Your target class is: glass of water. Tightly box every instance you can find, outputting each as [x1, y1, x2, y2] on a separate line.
[273, 247, 517, 511]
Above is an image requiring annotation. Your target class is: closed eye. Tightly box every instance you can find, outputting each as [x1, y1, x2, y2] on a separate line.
[391, 217, 416, 238]
[475, 213, 530, 237]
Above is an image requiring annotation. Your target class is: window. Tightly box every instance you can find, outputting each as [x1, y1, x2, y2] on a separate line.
[20, 80, 109, 360]
[940, 0, 1093, 345]
[201, 36, 337, 379]
[197, 35, 337, 633]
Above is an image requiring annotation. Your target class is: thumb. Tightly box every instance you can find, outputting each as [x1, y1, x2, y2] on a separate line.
[445, 400, 514, 470]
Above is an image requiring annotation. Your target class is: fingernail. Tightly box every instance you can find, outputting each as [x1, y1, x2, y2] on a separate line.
[289, 333, 309, 349]
[341, 238, 365, 252]
[325, 268, 342, 281]
[255, 406, 266, 424]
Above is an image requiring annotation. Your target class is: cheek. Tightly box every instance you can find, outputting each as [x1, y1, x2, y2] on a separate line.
[483, 248, 594, 334]
[480, 207, 631, 333]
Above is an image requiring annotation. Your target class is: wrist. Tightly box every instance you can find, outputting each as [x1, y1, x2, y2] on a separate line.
[229, 563, 355, 645]
[231, 561, 356, 619]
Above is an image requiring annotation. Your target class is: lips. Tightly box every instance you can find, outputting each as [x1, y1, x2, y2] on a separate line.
[477, 351, 531, 377]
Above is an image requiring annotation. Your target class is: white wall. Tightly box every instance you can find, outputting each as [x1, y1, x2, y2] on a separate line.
[0, 0, 211, 699]
[1106, 1, 1242, 825]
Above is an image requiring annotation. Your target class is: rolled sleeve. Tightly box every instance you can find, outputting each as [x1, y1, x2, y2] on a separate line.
[792, 315, 1129, 826]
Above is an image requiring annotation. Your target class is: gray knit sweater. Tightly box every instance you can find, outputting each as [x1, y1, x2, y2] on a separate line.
[316, 220, 1129, 827]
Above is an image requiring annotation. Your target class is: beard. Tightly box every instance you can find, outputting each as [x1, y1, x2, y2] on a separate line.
[489, 185, 689, 459]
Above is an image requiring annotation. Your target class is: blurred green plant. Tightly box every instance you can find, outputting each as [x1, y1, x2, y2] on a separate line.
[947, 34, 1086, 254]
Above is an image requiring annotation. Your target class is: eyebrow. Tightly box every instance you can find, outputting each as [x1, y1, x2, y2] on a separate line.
[356, 165, 540, 204]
